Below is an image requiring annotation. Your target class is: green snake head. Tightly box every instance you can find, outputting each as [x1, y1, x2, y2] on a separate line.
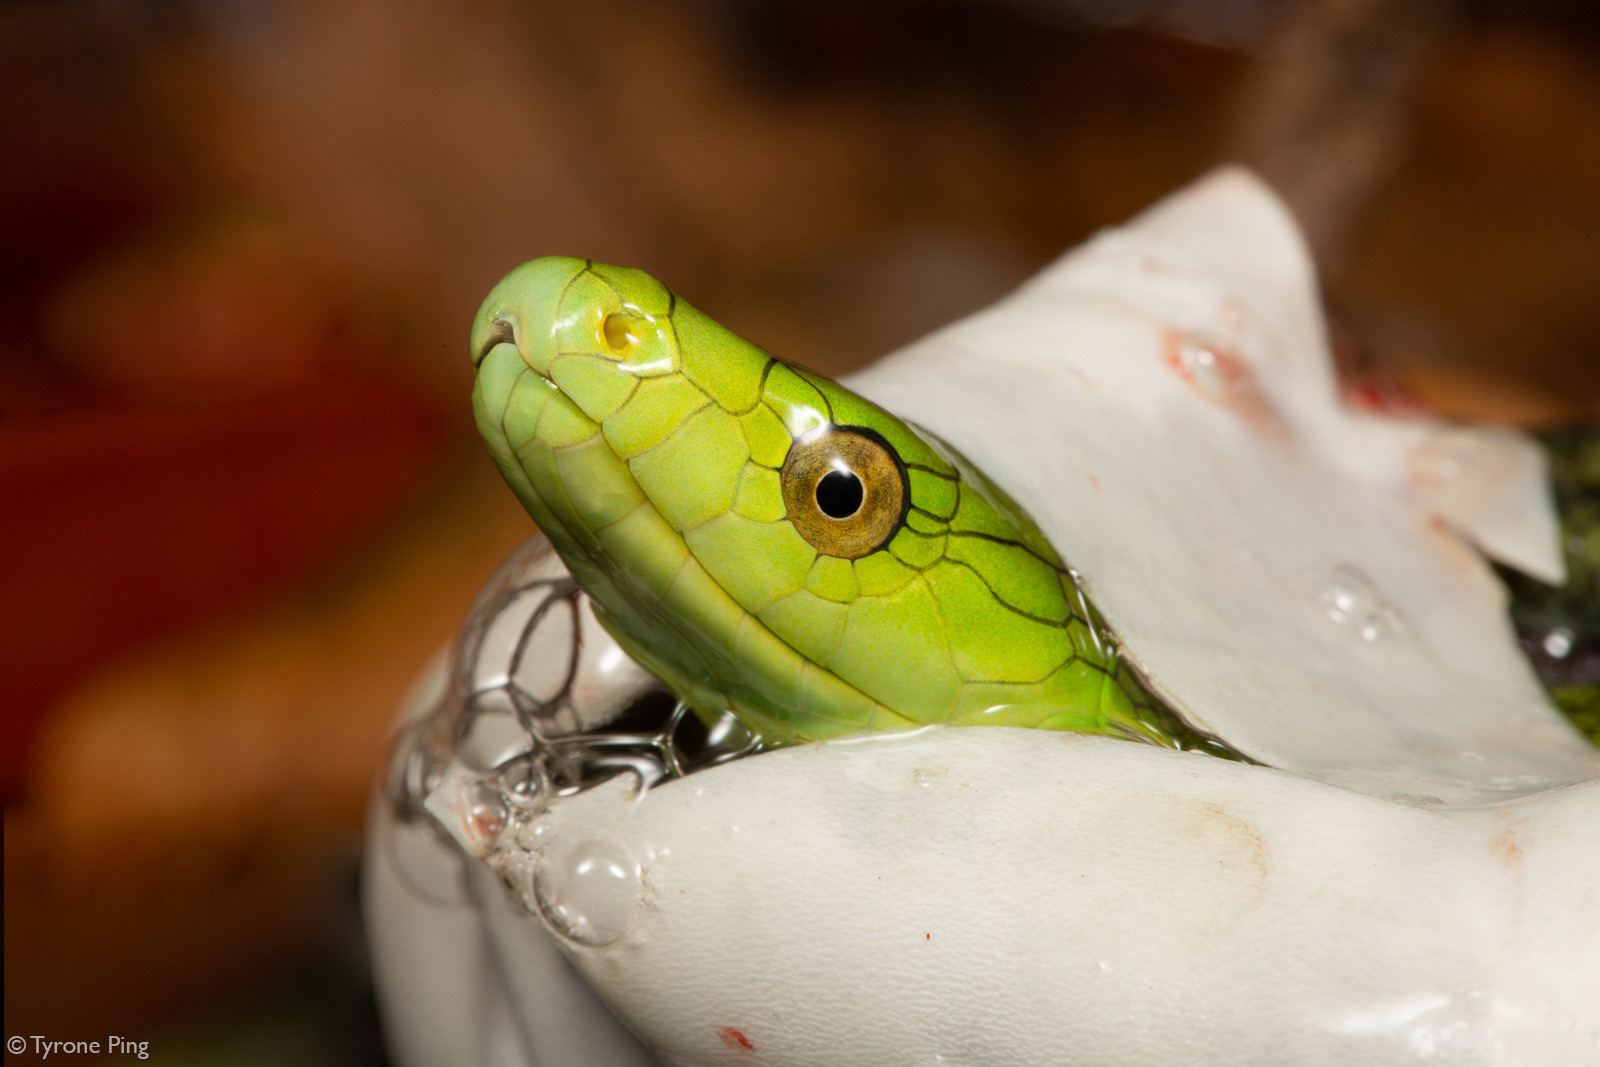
[471, 257, 1176, 745]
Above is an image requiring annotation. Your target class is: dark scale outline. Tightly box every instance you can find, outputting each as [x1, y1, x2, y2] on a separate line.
[737, 362, 794, 471]
[791, 418, 1220, 746]
[869, 529, 1097, 687]
[740, 356, 782, 418]
[905, 483, 959, 523]
[545, 350, 643, 426]
[742, 350, 1132, 703]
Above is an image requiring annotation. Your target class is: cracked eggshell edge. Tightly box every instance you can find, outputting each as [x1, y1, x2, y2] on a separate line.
[545, 726, 1600, 1067]
[848, 166, 1594, 801]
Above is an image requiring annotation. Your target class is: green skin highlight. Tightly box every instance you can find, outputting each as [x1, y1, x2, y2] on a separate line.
[471, 257, 1189, 747]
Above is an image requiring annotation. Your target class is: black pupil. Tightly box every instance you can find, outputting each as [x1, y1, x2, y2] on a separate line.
[815, 469, 864, 519]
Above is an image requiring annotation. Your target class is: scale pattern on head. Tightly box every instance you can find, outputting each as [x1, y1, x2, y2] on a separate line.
[472, 257, 1175, 745]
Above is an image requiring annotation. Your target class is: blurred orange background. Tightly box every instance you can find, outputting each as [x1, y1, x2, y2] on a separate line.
[4, 0, 1599, 1061]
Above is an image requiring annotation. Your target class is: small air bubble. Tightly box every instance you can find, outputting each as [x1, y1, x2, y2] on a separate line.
[1542, 627, 1574, 660]
[464, 781, 509, 846]
[533, 829, 642, 947]
[1176, 338, 1226, 397]
[1319, 564, 1377, 624]
[500, 755, 550, 809]
[1357, 604, 1404, 644]
[515, 811, 558, 853]
[1319, 564, 1408, 645]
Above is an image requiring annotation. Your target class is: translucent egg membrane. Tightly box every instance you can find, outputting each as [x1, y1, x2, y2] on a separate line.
[384, 535, 763, 930]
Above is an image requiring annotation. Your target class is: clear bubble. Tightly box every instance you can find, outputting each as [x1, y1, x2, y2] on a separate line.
[464, 781, 509, 847]
[382, 535, 769, 924]
[515, 811, 559, 853]
[1319, 564, 1408, 644]
[499, 754, 551, 809]
[702, 708, 760, 754]
[1357, 603, 1405, 644]
[1174, 337, 1229, 400]
[568, 608, 654, 727]
[533, 829, 642, 947]
[1542, 627, 1574, 660]
[388, 717, 448, 819]
[1319, 564, 1377, 624]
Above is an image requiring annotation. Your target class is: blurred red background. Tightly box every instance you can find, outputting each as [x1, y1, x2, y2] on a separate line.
[4, 0, 1598, 1061]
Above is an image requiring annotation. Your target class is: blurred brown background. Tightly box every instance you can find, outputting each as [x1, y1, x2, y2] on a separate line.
[4, 0, 1598, 1061]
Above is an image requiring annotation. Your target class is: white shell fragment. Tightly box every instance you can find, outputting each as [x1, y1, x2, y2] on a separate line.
[367, 168, 1600, 1067]
[528, 728, 1600, 1067]
[850, 166, 1595, 802]
[1407, 424, 1565, 585]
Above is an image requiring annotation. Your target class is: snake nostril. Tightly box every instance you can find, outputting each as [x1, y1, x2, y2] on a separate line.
[476, 317, 517, 365]
[602, 312, 637, 352]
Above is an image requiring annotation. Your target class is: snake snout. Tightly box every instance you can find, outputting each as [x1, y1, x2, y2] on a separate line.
[469, 255, 590, 372]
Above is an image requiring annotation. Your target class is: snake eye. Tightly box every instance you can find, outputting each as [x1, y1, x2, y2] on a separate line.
[781, 427, 907, 559]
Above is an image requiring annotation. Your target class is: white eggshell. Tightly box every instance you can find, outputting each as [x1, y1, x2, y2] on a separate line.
[848, 167, 1595, 802]
[539, 727, 1600, 1067]
[366, 168, 1600, 1067]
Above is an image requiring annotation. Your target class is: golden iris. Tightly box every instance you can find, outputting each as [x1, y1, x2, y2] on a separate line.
[781, 426, 907, 559]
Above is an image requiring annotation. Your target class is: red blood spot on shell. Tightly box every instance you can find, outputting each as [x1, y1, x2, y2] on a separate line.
[1331, 326, 1428, 418]
[1161, 329, 1286, 437]
[718, 1027, 755, 1051]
